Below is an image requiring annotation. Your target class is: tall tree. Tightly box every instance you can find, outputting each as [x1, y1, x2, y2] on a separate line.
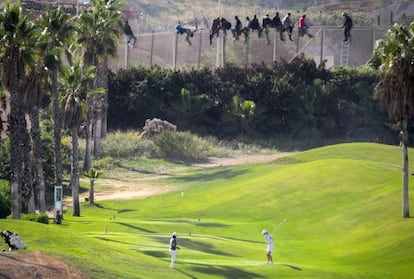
[0, 3, 38, 218]
[36, 7, 74, 189]
[23, 68, 46, 213]
[371, 22, 414, 218]
[59, 60, 99, 217]
[75, 0, 122, 166]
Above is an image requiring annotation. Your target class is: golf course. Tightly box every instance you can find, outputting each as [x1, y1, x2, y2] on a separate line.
[1, 142, 413, 278]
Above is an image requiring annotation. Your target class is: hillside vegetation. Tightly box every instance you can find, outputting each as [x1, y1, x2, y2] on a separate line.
[1, 142, 413, 278]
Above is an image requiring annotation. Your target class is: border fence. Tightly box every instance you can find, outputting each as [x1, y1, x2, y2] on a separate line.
[110, 26, 388, 71]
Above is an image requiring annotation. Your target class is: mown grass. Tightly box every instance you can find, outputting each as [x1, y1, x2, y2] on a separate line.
[1, 142, 414, 278]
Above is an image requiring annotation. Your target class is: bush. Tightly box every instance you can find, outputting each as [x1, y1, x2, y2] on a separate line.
[152, 131, 213, 161]
[102, 130, 154, 158]
[0, 140, 10, 179]
[21, 213, 49, 224]
[0, 180, 10, 218]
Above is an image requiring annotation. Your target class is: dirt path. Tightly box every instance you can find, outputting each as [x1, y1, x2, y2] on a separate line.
[0, 251, 91, 279]
[73, 152, 294, 203]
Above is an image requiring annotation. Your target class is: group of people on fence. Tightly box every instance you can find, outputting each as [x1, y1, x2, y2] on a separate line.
[124, 12, 352, 47]
[208, 12, 296, 44]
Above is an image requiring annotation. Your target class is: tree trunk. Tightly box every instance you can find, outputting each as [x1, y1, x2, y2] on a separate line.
[93, 110, 103, 158]
[21, 113, 34, 214]
[51, 72, 63, 186]
[400, 121, 410, 218]
[89, 179, 95, 205]
[93, 61, 108, 157]
[83, 120, 92, 172]
[102, 93, 108, 138]
[71, 127, 80, 216]
[31, 105, 46, 212]
[7, 47, 24, 218]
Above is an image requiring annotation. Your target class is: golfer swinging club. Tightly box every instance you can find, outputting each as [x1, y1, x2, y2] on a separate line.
[169, 232, 180, 268]
[261, 229, 273, 264]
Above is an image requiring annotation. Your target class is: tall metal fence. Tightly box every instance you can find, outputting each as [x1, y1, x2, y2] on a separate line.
[110, 26, 388, 71]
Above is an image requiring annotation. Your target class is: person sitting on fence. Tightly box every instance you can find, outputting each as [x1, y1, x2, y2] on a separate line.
[210, 17, 221, 44]
[272, 12, 285, 41]
[123, 20, 137, 47]
[240, 16, 251, 41]
[298, 14, 313, 38]
[262, 14, 273, 44]
[231, 15, 243, 40]
[282, 12, 294, 41]
[250, 15, 263, 38]
[176, 21, 194, 45]
[342, 12, 353, 42]
[221, 17, 232, 37]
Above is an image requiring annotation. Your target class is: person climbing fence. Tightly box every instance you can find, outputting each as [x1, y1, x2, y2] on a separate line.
[176, 21, 195, 45]
[282, 13, 294, 41]
[298, 14, 313, 38]
[123, 20, 137, 47]
[272, 12, 285, 41]
[342, 12, 353, 42]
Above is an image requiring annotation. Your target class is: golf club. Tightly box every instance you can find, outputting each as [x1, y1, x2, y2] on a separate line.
[271, 218, 287, 233]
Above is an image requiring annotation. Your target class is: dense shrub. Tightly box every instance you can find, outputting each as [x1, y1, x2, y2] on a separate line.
[101, 130, 154, 158]
[152, 131, 213, 161]
[108, 57, 394, 146]
[0, 140, 10, 179]
[0, 180, 10, 218]
[21, 213, 49, 224]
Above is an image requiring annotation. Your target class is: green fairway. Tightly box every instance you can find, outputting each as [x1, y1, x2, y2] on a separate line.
[1, 143, 414, 278]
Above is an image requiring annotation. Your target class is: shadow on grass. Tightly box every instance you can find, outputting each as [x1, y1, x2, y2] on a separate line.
[93, 236, 135, 246]
[146, 218, 231, 228]
[142, 250, 169, 258]
[115, 222, 156, 233]
[188, 262, 265, 279]
[173, 168, 249, 182]
[93, 203, 137, 214]
[204, 235, 262, 244]
[150, 236, 233, 256]
[279, 263, 302, 271]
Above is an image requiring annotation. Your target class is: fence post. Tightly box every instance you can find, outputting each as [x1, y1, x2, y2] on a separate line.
[173, 32, 177, 70]
[222, 34, 226, 67]
[125, 42, 129, 68]
[319, 28, 325, 67]
[215, 32, 221, 68]
[273, 28, 277, 62]
[244, 36, 249, 68]
[371, 27, 376, 54]
[296, 30, 300, 54]
[150, 31, 155, 66]
[197, 31, 203, 68]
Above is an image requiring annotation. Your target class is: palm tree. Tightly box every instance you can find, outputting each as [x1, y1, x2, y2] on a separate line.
[84, 168, 102, 205]
[75, 0, 122, 165]
[371, 23, 414, 218]
[36, 7, 75, 190]
[59, 60, 97, 216]
[23, 68, 46, 213]
[0, 3, 38, 218]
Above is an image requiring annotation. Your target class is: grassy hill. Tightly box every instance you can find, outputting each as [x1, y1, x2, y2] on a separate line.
[1, 142, 414, 278]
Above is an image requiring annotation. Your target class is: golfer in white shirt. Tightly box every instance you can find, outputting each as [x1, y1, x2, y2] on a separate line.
[261, 229, 274, 264]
